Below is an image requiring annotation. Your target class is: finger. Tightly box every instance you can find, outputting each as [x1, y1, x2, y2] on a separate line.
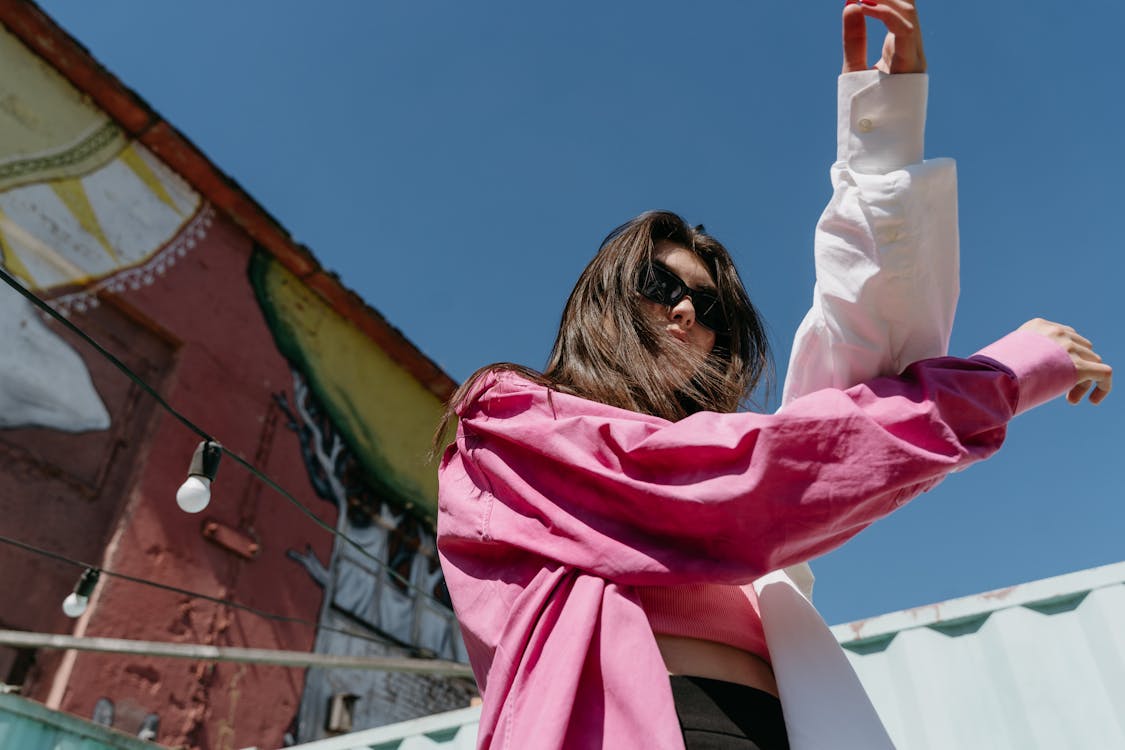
[852, 2, 916, 37]
[1072, 362, 1113, 403]
[1075, 371, 1111, 404]
[1092, 367, 1113, 402]
[1070, 331, 1094, 349]
[862, 0, 919, 23]
[856, 3, 925, 74]
[842, 4, 869, 73]
[1068, 381, 1093, 404]
[1069, 343, 1102, 363]
[1056, 322, 1093, 349]
[1073, 360, 1112, 380]
[875, 34, 894, 75]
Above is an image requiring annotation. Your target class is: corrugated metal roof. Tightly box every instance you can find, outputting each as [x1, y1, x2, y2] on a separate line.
[0, 691, 167, 750]
[831, 561, 1125, 749]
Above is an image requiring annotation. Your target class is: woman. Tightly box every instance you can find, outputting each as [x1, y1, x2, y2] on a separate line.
[435, 6, 1112, 750]
[437, 219, 1107, 750]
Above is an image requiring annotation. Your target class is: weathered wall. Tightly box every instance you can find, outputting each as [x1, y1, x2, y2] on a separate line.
[0, 17, 469, 750]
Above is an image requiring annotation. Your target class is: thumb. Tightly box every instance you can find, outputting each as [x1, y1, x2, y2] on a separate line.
[842, 4, 868, 73]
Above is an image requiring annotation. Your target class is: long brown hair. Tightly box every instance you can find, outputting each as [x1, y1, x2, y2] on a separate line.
[434, 210, 772, 451]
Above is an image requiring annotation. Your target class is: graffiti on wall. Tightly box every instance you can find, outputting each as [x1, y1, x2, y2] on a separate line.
[277, 367, 462, 656]
[0, 26, 209, 433]
[250, 245, 461, 654]
[275, 366, 472, 742]
[250, 248, 473, 740]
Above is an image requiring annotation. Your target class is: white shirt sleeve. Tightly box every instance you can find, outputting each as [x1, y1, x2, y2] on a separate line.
[779, 71, 959, 598]
[782, 70, 959, 406]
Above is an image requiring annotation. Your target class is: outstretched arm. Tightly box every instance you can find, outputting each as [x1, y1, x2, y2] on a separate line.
[441, 323, 1101, 588]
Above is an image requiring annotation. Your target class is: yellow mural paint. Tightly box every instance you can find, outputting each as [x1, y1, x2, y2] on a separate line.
[118, 143, 182, 217]
[251, 251, 444, 515]
[0, 28, 126, 192]
[0, 206, 34, 286]
[0, 29, 204, 298]
[49, 178, 120, 264]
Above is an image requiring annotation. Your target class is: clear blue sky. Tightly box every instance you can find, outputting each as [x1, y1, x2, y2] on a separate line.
[38, 1, 1122, 626]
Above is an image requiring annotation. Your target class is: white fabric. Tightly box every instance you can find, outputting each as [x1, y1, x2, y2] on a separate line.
[760, 70, 959, 749]
[785, 71, 957, 404]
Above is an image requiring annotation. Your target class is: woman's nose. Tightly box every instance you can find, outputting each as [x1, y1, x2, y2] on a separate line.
[669, 296, 696, 328]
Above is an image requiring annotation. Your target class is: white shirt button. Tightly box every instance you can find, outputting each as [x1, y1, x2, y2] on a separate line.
[857, 117, 874, 133]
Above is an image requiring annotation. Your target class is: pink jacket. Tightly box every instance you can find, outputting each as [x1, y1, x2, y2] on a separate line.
[437, 332, 1075, 750]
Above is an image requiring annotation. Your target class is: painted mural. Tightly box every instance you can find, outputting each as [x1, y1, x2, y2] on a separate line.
[248, 250, 443, 515]
[276, 366, 462, 657]
[0, 25, 208, 433]
[0, 16, 471, 745]
[250, 249, 472, 741]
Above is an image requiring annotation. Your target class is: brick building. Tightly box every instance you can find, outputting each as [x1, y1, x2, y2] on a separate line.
[0, 2, 474, 746]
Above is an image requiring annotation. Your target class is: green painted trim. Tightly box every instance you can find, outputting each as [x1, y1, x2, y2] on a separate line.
[840, 632, 896, 655]
[927, 613, 990, 638]
[0, 692, 164, 749]
[424, 726, 462, 741]
[1023, 591, 1089, 616]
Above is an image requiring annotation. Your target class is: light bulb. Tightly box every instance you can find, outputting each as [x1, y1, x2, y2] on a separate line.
[176, 475, 211, 513]
[62, 592, 88, 618]
[62, 567, 99, 618]
[178, 441, 221, 514]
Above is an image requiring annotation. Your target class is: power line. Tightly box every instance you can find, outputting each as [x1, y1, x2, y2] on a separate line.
[0, 533, 432, 657]
[0, 264, 208, 442]
[0, 630, 473, 677]
[0, 265, 451, 614]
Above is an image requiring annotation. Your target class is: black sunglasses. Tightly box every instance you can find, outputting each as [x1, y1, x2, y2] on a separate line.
[638, 263, 727, 332]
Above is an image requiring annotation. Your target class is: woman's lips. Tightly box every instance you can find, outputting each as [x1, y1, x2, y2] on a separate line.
[665, 327, 688, 343]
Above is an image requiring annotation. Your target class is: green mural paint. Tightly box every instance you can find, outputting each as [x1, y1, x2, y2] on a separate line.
[248, 247, 441, 519]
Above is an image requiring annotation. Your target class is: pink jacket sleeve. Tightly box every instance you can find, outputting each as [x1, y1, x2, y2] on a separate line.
[441, 331, 1074, 587]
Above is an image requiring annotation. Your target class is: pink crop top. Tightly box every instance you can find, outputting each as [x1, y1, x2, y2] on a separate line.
[635, 582, 770, 663]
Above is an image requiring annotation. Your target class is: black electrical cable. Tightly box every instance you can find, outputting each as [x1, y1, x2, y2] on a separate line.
[0, 266, 450, 613]
[0, 532, 406, 653]
[0, 265, 213, 443]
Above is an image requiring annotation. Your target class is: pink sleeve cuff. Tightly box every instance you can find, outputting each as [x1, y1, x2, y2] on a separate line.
[972, 330, 1077, 415]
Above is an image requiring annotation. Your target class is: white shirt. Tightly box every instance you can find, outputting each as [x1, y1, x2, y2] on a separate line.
[762, 70, 958, 750]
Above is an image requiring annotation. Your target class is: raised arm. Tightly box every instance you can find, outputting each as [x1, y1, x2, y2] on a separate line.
[784, 0, 952, 407]
[778, 1, 945, 595]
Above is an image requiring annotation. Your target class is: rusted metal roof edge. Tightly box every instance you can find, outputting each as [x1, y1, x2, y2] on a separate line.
[0, 0, 457, 402]
[830, 560, 1125, 645]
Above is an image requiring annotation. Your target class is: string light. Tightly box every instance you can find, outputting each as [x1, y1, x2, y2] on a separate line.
[62, 567, 100, 618]
[0, 533, 425, 653]
[176, 440, 222, 513]
[0, 267, 451, 614]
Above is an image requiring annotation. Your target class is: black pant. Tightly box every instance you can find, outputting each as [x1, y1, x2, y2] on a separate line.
[670, 676, 791, 750]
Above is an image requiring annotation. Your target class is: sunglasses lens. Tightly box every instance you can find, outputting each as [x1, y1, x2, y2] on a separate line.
[694, 294, 726, 332]
[638, 264, 727, 332]
[639, 265, 684, 306]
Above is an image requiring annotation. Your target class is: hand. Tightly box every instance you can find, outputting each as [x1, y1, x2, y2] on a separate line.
[843, 0, 927, 75]
[1018, 318, 1113, 405]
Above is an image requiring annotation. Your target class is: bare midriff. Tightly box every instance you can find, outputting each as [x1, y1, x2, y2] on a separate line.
[655, 634, 778, 697]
